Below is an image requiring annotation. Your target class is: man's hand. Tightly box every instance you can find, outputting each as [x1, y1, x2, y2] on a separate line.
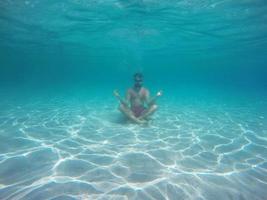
[156, 90, 163, 97]
[113, 89, 120, 97]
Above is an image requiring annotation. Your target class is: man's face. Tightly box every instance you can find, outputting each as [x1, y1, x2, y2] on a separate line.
[134, 76, 143, 87]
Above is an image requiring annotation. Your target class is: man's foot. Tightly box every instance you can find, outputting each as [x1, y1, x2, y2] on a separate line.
[138, 113, 152, 121]
[138, 116, 151, 121]
[133, 118, 147, 124]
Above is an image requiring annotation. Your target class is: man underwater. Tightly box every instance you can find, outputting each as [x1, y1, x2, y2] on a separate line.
[114, 73, 162, 124]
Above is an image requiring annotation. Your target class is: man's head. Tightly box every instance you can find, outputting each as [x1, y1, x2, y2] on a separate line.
[133, 72, 143, 88]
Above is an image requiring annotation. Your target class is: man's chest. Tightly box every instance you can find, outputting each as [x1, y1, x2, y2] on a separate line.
[130, 88, 146, 100]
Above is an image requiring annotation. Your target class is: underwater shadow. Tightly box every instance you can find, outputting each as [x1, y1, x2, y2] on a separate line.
[108, 114, 129, 125]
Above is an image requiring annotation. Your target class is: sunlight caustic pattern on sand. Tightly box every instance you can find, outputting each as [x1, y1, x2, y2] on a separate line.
[0, 95, 266, 200]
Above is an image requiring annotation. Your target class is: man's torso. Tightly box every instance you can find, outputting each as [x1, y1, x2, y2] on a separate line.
[128, 87, 148, 108]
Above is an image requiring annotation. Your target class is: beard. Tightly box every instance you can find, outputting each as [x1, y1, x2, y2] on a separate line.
[134, 83, 142, 88]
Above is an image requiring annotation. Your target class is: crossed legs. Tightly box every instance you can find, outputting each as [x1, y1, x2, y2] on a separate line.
[118, 104, 158, 124]
[139, 104, 158, 120]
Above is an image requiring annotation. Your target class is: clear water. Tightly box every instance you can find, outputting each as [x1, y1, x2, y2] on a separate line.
[0, 0, 267, 200]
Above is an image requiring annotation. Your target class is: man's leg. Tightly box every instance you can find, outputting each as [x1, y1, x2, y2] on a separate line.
[139, 104, 158, 120]
[118, 104, 146, 124]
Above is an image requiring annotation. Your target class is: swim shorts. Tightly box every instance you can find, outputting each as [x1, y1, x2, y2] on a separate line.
[131, 106, 146, 117]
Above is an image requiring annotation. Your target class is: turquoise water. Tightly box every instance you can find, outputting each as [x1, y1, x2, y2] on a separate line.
[1, 0, 267, 200]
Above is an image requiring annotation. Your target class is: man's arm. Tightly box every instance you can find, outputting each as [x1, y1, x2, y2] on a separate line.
[113, 89, 130, 107]
[146, 90, 162, 106]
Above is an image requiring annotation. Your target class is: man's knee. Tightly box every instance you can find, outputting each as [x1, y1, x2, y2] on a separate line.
[146, 104, 157, 114]
[118, 104, 129, 112]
